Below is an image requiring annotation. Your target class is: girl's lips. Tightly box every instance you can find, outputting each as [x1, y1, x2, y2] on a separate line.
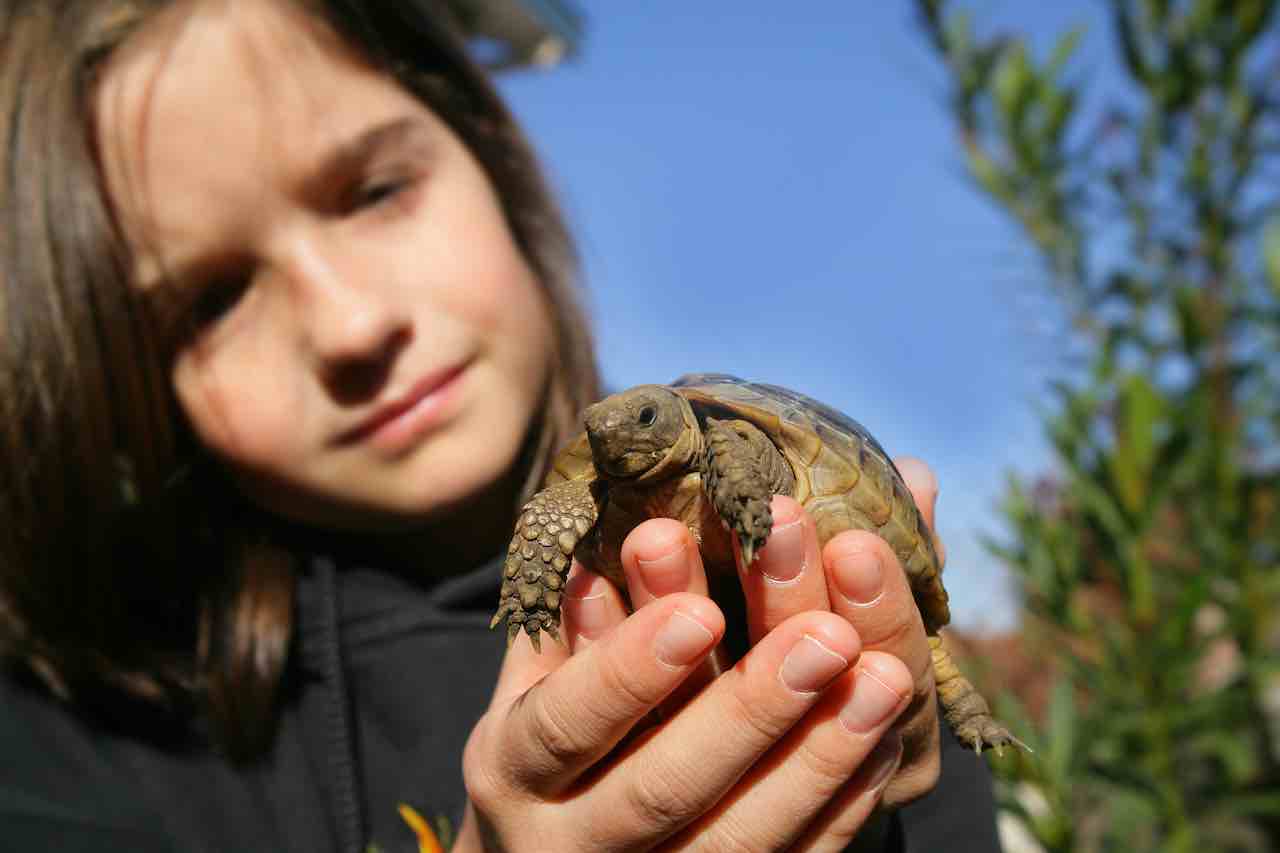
[339, 362, 468, 453]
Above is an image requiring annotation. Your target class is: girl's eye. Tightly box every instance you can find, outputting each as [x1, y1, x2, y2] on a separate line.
[352, 176, 411, 211]
[190, 275, 250, 328]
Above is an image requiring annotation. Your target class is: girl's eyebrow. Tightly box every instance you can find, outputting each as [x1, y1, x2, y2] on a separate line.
[135, 114, 433, 291]
[313, 113, 434, 186]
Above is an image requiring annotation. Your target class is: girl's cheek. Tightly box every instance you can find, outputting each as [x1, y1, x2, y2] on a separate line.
[173, 347, 305, 472]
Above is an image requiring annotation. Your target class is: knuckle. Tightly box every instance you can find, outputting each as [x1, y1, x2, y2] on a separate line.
[794, 739, 855, 795]
[597, 642, 663, 714]
[859, 601, 919, 651]
[461, 719, 512, 811]
[462, 758, 507, 815]
[519, 685, 597, 771]
[624, 761, 703, 834]
[725, 681, 795, 747]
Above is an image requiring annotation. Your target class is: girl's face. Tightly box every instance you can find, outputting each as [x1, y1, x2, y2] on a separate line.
[96, 1, 556, 531]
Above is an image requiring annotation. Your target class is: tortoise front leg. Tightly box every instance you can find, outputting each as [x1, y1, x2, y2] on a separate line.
[700, 418, 795, 567]
[491, 480, 600, 651]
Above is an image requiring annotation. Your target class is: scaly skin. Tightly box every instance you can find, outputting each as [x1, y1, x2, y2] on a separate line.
[700, 417, 794, 567]
[931, 636, 1028, 754]
[490, 480, 598, 651]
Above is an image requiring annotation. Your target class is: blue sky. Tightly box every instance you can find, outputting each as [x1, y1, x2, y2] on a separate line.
[495, 3, 1111, 630]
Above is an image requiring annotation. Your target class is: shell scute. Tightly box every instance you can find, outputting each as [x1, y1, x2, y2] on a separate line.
[843, 440, 894, 526]
[807, 442, 861, 500]
[805, 494, 858, 544]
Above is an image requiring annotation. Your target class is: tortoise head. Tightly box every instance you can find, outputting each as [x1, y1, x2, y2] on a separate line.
[583, 385, 700, 481]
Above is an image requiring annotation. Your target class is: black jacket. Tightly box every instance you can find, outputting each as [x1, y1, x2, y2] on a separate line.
[0, 551, 1002, 852]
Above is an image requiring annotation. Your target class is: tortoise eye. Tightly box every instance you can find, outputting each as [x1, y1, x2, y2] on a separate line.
[638, 406, 657, 426]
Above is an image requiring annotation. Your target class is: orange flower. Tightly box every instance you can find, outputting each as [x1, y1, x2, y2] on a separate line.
[397, 804, 445, 853]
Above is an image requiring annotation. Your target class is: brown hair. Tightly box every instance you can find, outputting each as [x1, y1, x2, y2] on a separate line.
[0, 0, 598, 759]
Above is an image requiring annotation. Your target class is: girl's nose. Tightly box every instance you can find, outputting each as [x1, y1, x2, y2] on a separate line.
[281, 233, 411, 393]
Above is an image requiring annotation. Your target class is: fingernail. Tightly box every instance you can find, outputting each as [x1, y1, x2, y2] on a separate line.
[565, 571, 612, 640]
[833, 546, 883, 606]
[654, 610, 715, 668]
[636, 541, 693, 596]
[758, 510, 804, 584]
[864, 731, 904, 791]
[779, 634, 849, 694]
[840, 667, 907, 733]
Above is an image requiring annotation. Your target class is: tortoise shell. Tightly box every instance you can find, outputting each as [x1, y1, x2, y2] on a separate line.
[546, 373, 950, 631]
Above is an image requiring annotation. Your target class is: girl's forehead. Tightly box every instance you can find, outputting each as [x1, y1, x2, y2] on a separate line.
[99, 0, 381, 159]
[94, 0, 429, 284]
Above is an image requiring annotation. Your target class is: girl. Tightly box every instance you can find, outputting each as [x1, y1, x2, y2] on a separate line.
[0, 1, 1000, 850]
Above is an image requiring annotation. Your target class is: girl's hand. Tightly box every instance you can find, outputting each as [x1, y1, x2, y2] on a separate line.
[458, 569, 912, 851]
[611, 455, 946, 812]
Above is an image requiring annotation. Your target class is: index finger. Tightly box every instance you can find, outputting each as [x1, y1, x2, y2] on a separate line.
[489, 593, 724, 795]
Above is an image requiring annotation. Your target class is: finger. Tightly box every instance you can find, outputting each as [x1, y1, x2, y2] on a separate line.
[790, 730, 904, 853]
[487, 592, 724, 796]
[743, 496, 831, 645]
[563, 564, 629, 652]
[894, 455, 945, 567]
[670, 651, 911, 852]
[823, 530, 942, 808]
[588, 611, 859, 848]
[621, 518, 728, 709]
[620, 518, 709, 606]
[823, 532, 931, 680]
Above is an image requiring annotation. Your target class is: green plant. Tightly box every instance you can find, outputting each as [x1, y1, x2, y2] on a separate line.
[917, 1, 1280, 849]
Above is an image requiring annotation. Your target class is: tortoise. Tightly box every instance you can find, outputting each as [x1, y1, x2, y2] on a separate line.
[491, 373, 1020, 753]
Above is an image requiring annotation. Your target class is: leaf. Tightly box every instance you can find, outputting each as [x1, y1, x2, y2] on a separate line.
[943, 6, 972, 58]
[1043, 88, 1078, 148]
[1046, 26, 1085, 79]
[1113, 373, 1164, 515]
[1115, 3, 1154, 87]
[965, 147, 1010, 203]
[1232, 0, 1274, 48]
[1044, 676, 1078, 789]
[993, 42, 1034, 128]
[1174, 286, 1207, 354]
[1188, 729, 1261, 786]
[1220, 793, 1280, 818]
[1264, 217, 1280, 297]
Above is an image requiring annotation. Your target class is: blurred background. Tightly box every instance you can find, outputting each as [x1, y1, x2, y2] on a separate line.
[450, 2, 1280, 850]
[467, 2, 1102, 633]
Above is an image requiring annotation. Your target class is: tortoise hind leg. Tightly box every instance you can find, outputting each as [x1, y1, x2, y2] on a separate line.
[491, 480, 599, 652]
[930, 635, 1029, 754]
